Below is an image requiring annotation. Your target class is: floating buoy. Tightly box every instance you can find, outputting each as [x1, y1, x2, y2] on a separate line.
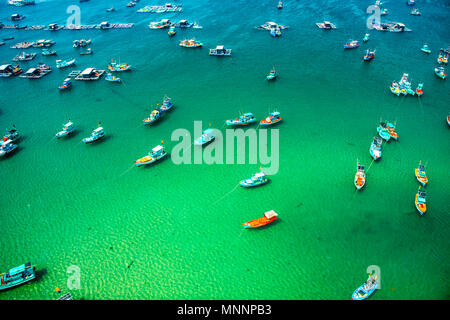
[55, 287, 61, 293]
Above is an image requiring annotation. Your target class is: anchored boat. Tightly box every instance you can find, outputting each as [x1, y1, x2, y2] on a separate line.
[209, 45, 231, 56]
[160, 96, 173, 112]
[226, 113, 256, 126]
[415, 161, 428, 186]
[3, 126, 20, 142]
[243, 210, 278, 228]
[385, 122, 398, 140]
[168, 25, 176, 36]
[266, 66, 277, 80]
[415, 187, 427, 215]
[421, 44, 431, 54]
[58, 77, 72, 90]
[435, 66, 447, 79]
[56, 120, 75, 138]
[194, 129, 215, 146]
[143, 109, 161, 125]
[259, 111, 282, 125]
[277, 1, 283, 9]
[135, 145, 167, 166]
[56, 58, 76, 69]
[179, 39, 203, 48]
[0, 140, 17, 157]
[354, 160, 366, 190]
[270, 26, 282, 37]
[352, 274, 378, 300]
[240, 172, 268, 188]
[364, 49, 375, 61]
[437, 49, 448, 64]
[73, 39, 91, 48]
[316, 21, 336, 29]
[80, 48, 93, 55]
[344, 40, 359, 49]
[390, 82, 401, 96]
[369, 136, 382, 160]
[108, 61, 131, 71]
[105, 72, 121, 82]
[0, 263, 35, 291]
[192, 22, 203, 29]
[42, 48, 56, 56]
[82, 124, 104, 143]
[149, 19, 171, 29]
[377, 122, 391, 141]
[415, 83, 423, 96]
[363, 33, 370, 42]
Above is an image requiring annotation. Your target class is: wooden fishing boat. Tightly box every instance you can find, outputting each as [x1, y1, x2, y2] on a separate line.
[82, 124, 104, 143]
[344, 40, 359, 49]
[415, 161, 428, 186]
[0, 139, 18, 157]
[168, 25, 176, 36]
[58, 78, 72, 90]
[242, 210, 278, 228]
[386, 122, 398, 140]
[259, 111, 282, 125]
[135, 145, 167, 166]
[56, 58, 76, 69]
[316, 21, 336, 29]
[240, 172, 269, 188]
[0, 263, 35, 291]
[364, 49, 375, 61]
[194, 129, 215, 146]
[266, 67, 277, 80]
[159, 96, 173, 112]
[363, 33, 370, 42]
[226, 113, 256, 126]
[179, 39, 203, 48]
[277, 1, 283, 9]
[108, 61, 131, 71]
[447, 115, 450, 126]
[2, 126, 20, 142]
[354, 160, 366, 190]
[149, 19, 171, 29]
[42, 48, 56, 56]
[437, 49, 448, 64]
[105, 72, 121, 82]
[415, 187, 426, 215]
[369, 136, 382, 160]
[143, 109, 161, 125]
[352, 274, 378, 300]
[80, 48, 92, 55]
[390, 81, 401, 96]
[56, 120, 75, 137]
[415, 83, 423, 96]
[377, 122, 391, 141]
[435, 66, 447, 79]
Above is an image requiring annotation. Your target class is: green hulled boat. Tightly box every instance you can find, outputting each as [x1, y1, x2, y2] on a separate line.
[0, 262, 36, 291]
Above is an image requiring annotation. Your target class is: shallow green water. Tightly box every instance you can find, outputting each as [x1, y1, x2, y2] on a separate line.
[0, 0, 449, 300]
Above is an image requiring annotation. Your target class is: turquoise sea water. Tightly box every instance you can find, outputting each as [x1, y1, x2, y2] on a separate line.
[0, 0, 449, 300]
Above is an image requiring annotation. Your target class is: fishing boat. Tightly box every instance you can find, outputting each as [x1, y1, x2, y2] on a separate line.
[168, 25, 176, 36]
[407, 0, 415, 6]
[415, 187, 427, 215]
[194, 129, 215, 146]
[363, 49, 375, 61]
[344, 40, 359, 49]
[434, 66, 447, 79]
[437, 49, 448, 64]
[385, 122, 399, 140]
[176, 20, 194, 28]
[415, 161, 428, 186]
[82, 124, 105, 143]
[377, 122, 391, 142]
[37, 63, 51, 71]
[56, 120, 75, 138]
[0, 64, 23, 77]
[0, 139, 18, 157]
[33, 40, 55, 48]
[363, 33, 370, 42]
[354, 160, 366, 190]
[72, 39, 91, 48]
[3, 126, 20, 142]
[160, 96, 173, 112]
[58, 78, 72, 90]
[270, 26, 282, 37]
[240, 172, 269, 188]
[209, 45, 231, 56]
[42, 48, 56, 56]
[80, 48, 93, 55]
[135, 145, 167, 166]
[351, 274, 378, 300]
[369, 136, 382, 160]
[242, 210, 278, 228]
[56, 58, 76, 69]
[225, 113, 257, 126]
[447, 114, 450, 126]
[179, 39, 203, 48]
[316, 21, 336, 29]
[148, 19, 171, 29]
[143, 109, 161, 125]
[415, 83, 423, 96]
[277, 1, 283, 9]
[10, 13, 25, 21]
[105, 73, 121, 82]
[411, 8, 420, 16]
[0, 263, 35, 291]
[421, 44, 431, 54]
[12, 52, 36, 61]
[257, 22, 288, 31]
[108, 61, 131, 72]
[266, 66, 277, 80]
[192, 22, 203, 29]
[259, 111, 282, 125]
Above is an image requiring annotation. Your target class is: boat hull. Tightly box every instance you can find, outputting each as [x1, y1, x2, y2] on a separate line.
[243, 216, 277, 228]
[135, 152, 167, 166]
[415, 195, 426, 215]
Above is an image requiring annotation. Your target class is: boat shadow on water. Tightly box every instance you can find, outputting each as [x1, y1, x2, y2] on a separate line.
[34, 267, 47, 282]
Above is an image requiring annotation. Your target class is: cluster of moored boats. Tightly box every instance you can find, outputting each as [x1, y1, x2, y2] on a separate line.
[390, 73, 423, 97]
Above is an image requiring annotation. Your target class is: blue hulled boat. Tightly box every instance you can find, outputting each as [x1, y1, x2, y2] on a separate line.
[58, 78, 72, 90]
[369, 136, 382, 160]
[352, 274, 378, 300]
[226, 113, 257, 126]
[377, 122, 391, 141]
[240, 172, 269, 188]
[0, 263, 36, 291]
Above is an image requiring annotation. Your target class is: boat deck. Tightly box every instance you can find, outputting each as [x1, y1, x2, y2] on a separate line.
[72, 70, 105, 80]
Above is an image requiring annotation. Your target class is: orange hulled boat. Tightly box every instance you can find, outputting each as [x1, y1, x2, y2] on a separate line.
[242, 210, 278, 228]
[414, 161, 428, 186]
[259, 111, 282, 126]
[354, 160, 366, 190]
[415, 187, 427, 215]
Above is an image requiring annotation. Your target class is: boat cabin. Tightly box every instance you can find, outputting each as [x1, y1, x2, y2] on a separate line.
[254, 172, 266, 179]
[0, 64, 15, 77]
[93, 127, 103, 134]
[209, 45, 232, 56]
[264, 210, 278, 219]
[74, 68, 104, 80]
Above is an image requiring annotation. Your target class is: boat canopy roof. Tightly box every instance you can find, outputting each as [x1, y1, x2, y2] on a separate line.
[64, 121, 73, 126]
[8, 264, 27, 276]
[242, 113, 254, 117]
[0, 64, 12, 70]
[216, 45, 224, 50]
[264, 210, 278, 219]
[271, 111, 280, 116]
[152, 145, 163, 152]
[93, 127, 103, 133]
[254, 172, 266, 178]
[80, 68, 95, 75]
[1, 139, 12, 147]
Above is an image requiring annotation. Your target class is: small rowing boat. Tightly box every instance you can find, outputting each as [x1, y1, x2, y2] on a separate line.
[58, 77, 72, 90]
[135, 145, 167, 166]
[160, 96, 173, 112]
[56, 120, 75, 138]
[105, 72, 121, 82]
[354, 160, 366, 190]
[421, 44, 431, 54]
[242, 210, 278, 228]
[352, 274, 378, 300]
[82, 123, 104, 143]
[415, 161, 428, 186]
[143, 109, 161, 125]
[194, 129, 215, 146]
[226, 113, 256, 126]
[344, 40, 359, 49]
[240, 172, 269, 188]
[369, 136, 382, 160]
[259, 111, 282, 125]
[266, 66, 277, 80]
[415, 187, 426, 215]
